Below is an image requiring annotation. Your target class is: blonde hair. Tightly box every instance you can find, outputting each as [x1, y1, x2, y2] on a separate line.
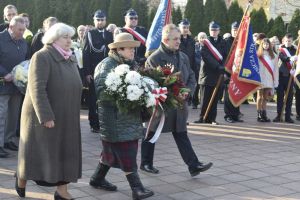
[42, 23, 75, 44]
[257, 38, 275, 59]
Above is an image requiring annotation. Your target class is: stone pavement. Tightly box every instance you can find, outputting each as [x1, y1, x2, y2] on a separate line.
[1, 103, 300, 200]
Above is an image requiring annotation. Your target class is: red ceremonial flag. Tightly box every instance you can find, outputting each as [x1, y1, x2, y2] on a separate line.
[228, 16, 261, 107]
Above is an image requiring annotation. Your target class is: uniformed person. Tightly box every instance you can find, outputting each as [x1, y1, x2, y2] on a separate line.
[82, 10, 113, 132]
[223, 22, 243, 123]
[178, 19, 197, 108]
[116, 8, 148, 66]
[273, 33, 297, 123]
[194, 21, 227, 125]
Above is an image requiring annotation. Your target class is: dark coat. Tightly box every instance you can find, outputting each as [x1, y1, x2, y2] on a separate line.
[0, 30, 28, 94]
[0, 23, 8, 32]
[146, 44, 196, 133]
[278, 45, 297, 77]
[119, 26, 148, 64]
[199, 36, 227, 86]
[82, 28, 113, 76]
[18, 45, 82, 183]
[180, 35, 196, 73]
[30, 31, 44, 57]
[93, 55, 144, 142]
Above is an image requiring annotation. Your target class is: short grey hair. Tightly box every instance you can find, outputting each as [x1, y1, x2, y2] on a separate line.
[42, 23, 75, 44]
[4, 4, 17, 13]
[9, 16, 25, 26]
[162, 24, 180, 40]
[197, 32, 207, 39]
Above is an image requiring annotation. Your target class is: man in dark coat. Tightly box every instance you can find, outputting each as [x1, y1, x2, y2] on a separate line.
[273, 33, 297, 123]
[178, 18, 197, 107]
[116, 9, 148, 66]
[194, 21, 227, 125]
[140, 24, 212, 177]
[82, 10, 113, 133]
[0, 5, 17, 32]
[223, 22, 243, 123]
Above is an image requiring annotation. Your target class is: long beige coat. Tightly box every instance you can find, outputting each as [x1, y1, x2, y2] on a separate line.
[17, 45, 83, 183]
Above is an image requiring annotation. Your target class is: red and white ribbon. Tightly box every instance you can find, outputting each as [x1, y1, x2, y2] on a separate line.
[259, 55, 275, 81]
[203, 39, 223, 62]
[145, 87, 168, 143]
[124, 27, 146, 46]
[279, 47, 293, 70]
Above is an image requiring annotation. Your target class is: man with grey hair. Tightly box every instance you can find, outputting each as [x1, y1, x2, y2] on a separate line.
[0, 4, 18, 32]
[0, 16, 28, 157]
[140, 24, 213, 176]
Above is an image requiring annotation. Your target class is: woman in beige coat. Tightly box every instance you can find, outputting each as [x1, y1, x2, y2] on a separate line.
[16, 23, 82, 200]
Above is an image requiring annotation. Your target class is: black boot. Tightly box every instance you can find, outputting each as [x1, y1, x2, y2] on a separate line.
[140, 138, 159, 174]
[126, 172, 154, 200]
[262, 110, 271, 122]
[257, 110, 265, 122]
[89, 163, 117, 191]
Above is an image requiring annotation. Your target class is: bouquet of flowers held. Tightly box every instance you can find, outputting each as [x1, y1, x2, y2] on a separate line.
[140, 63, 191, 110]
[11, 60, 30, 94]
[104, 64, 159, 114]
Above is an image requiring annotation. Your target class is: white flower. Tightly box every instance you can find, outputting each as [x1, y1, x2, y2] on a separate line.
[126, 85, 144, 101]
[115, 64, 130, 76]
[146, 93, 156, 107]
[105, 72, 122, 91]
[125, 71, 142, 86]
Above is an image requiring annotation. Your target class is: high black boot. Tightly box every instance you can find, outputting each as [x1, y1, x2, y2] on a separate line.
[89, 163, 117, 191]
[140, 136, 159, 174]
[262, 110, 271, 122]
[257, 110, 265, 122]
[126, 172, 154, 200]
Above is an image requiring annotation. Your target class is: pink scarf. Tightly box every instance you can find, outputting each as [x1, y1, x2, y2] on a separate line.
[52, 43, 72, 60]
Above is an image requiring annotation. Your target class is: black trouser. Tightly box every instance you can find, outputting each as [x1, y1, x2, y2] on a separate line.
[88, 80, 100, 129]
[141, 131, 200, 168]
[199, 85, 220, 122]
[276, 75, 293, 119]
[192, 84, 200, 107]
[295, 85, 300, 117]
[224, 84, 240, 120]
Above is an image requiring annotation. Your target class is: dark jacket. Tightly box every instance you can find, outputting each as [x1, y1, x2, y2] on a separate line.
[0, 23, 8, 32]
[224, 36, 235, 84]
[180, 35, 196, 73]
[30, 30, 44, 58]
[82, 28, 113, 76]
[0, 30, 28, 94]
[119, 26, 148, 65]
[146, 43, 196, 133]
[278, 45, 297, 77]
[93, 53, 143, 142]
[194, 43, 202, 80]
[199, 36, 227, 86]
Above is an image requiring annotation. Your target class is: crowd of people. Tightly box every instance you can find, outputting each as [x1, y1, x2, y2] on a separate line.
[0, 3, 300, 200]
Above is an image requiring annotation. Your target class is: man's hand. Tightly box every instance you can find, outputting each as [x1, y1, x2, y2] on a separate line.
[290, 69, 296, 76]
[86, 75, 93, 84]
[4, 73, 13, 82]
[43, 120, 55, 128]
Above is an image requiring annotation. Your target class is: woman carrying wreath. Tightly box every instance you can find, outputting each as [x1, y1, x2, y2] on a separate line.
[90, 32, 154, 200]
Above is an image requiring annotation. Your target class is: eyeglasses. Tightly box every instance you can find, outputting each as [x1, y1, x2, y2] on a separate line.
[95, 18, 105, 21]
[129, 17, 138, 20]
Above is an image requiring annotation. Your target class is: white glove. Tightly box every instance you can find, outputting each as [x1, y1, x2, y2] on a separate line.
[290, 55, 298, 62]
[290, 68, 296, 76]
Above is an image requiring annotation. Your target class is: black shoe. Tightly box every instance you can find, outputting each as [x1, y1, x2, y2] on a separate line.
[140, 164, 159, 174]
[285, 118, 294, 123]
[234, 118, 244, 123]
[261, 110, 271, 122]
[4, 142, 18, 151]
[54, 191, 74, 200]
[224, 117, 234, 123]
[0, 147, 9, 158]
[126, 172, 154, 200]
[90, 178, 117, 191]
[194, 119, 203, 123]
[273, 116, 281, 122]
[296, 115, 300, 121]
[189, 162, 213, 177]
[90, 127, 100, 133]
[14, 173, 25, 197]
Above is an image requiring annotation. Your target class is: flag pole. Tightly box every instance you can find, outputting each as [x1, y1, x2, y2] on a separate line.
[203, 0, 254, 121]
[280, 37, 300, 122]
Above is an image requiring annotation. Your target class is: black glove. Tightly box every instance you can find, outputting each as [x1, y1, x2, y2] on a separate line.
[218, 66, 225, 74]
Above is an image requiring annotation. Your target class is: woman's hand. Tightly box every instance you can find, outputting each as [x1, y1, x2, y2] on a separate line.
[43, 120, 55, 128]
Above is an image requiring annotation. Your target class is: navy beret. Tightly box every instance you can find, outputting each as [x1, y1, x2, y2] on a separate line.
[231, 21, 239, 29]
[209, 21, 220, 30]
[93, 10, 106, 19]
[124, 8, 138, 17]
[178, 18, 190, 26]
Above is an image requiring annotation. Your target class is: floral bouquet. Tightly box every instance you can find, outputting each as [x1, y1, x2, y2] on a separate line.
[104, 64, 160, 114]
[11, 60, 30, 94]
[140, 64, 191, 110]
